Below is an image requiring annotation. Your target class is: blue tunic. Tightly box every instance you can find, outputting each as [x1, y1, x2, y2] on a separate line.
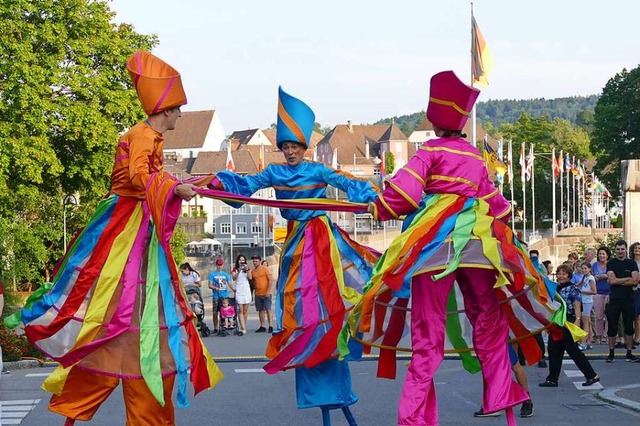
[217, 160, 378, 409]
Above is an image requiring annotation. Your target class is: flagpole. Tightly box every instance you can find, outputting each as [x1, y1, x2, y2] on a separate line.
[572, 158, 576, 225]
[262, 201, 266, 259]
[563, 158, 571, 228]
[353, 153, 358, 242]
[230, 205, 234, 264]
[552, 148, 557, 237]
[583, 170, 587, 226]
[381, 152, 387, 247]
[522, 167, 527, 242]
[227, 144, 235, 263]
[521, 143, 527, 242]
[260, 143, 267, 258]
[531, 145, 536, 239]
[470, 2, 476, 147]
[591, 172, 595, 229]
[332, 147, 339, 224]
[577, 161, 582, 226]
[498, 138, 504, 194]
[509, 140, 515, 225]
[559, 151, 564, 231]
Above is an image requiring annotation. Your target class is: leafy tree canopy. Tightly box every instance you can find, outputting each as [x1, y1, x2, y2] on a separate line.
[374, 96, 598, 136]
[591, 65, 640, 197]
[0, 0, 157, 288]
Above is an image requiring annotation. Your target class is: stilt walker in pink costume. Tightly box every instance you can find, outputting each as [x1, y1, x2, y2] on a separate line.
[341, 70, 544, 426]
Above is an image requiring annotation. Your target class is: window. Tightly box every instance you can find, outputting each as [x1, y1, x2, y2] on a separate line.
[211, 206, 217, 215]
[211, 223, 216, 235]
[387, 220, 399, 229]
[251, 222, 262, 234]
[236, 223, 247, 234]
[221, 223, 231, 234]
[221, 206, 231, 214]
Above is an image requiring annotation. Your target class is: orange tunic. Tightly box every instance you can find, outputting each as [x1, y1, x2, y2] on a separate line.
[111, 121, 167, 199]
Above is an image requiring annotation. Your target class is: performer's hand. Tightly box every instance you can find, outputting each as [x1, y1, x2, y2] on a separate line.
[175, 183, 197, 201]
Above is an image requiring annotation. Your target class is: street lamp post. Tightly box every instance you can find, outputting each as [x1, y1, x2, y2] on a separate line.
[63, 195, 78, 250]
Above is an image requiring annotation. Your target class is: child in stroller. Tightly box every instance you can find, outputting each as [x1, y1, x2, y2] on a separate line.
[186, 287, 211, 337]
[218, 297, 241, 336]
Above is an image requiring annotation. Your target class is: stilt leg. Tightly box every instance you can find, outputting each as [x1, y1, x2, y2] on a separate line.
[64, 418, 76, 426]
[342, 406, 357, 426]
[321, 407, 331, 426]
[505, 406, 517, 426]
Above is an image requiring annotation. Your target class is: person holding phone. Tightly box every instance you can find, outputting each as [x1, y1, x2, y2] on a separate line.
[232, 254, 251, 335]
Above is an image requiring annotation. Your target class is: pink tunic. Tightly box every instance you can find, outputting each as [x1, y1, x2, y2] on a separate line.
[374, 137, 510, 222]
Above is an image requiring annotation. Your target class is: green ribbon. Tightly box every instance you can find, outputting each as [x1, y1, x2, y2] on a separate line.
[3, 283, 53, 329]
[433, 204, 475, 280]
[139, 235, 164, 406]
[445, 289, 481, 374]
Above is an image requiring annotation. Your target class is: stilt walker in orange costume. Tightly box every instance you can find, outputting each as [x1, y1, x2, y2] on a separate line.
[6, 51, 223, 425]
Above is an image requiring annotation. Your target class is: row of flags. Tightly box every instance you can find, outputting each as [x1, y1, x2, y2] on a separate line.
[481, 139, 612, 197]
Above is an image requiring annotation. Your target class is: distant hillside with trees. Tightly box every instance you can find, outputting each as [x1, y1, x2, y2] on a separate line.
[374, 95, 599, 135]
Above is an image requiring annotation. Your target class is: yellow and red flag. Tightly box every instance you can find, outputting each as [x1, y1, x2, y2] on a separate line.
[483, 137, 506, 178]
[471, 16, 494, 87]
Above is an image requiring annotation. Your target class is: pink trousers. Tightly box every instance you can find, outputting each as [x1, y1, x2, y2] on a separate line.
[398, 268, 529, 426]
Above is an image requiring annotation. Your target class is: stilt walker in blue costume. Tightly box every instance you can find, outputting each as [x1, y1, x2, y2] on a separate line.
[209, 87, 380, 425]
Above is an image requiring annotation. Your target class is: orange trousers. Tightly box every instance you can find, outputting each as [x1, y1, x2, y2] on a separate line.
[49, 367, 175, 425]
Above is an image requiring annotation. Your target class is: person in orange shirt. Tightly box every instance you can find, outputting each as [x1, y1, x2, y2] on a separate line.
[9, 51, 222, 426]
[249, 255, 274, 333]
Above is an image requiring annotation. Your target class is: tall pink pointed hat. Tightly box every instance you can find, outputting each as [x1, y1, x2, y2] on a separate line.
[426, 70, 480, 131]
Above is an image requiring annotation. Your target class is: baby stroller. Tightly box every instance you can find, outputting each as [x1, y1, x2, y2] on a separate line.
[218, 297, 241, 337]
[186, 286, 211, 337]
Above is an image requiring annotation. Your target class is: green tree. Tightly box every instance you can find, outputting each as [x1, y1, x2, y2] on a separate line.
[385, 152, 396, 175]
[0, 0, 157, 287]
[591, 66, 640, 197]
[170, 226, 188, 266]
[497, 113, 592, 223]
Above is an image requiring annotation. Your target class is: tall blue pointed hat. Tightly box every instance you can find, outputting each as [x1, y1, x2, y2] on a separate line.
[276, 86, 315, 150]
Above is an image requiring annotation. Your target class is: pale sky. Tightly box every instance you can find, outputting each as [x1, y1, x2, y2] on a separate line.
[109, 0, 640, 133]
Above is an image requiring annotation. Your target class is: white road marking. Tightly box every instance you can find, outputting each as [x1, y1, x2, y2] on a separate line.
[0, 399, 40, 425]
[573, 381, 603, 390]
[234, 368, 265, 373]
[0, 400, 40, 406]
[24, 373, 50, 377]
[564, 370, 584, 377]
[1, 412, 30, 418]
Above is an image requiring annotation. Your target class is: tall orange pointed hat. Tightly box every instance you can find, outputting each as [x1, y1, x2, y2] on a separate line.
[126, 51, 187, 115]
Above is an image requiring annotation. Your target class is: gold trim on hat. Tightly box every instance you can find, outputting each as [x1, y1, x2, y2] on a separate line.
[428, 96, 471, 116]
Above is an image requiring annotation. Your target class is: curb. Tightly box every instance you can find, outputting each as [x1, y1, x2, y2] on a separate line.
[597, 384, 640, 413]
[3, 359, 57, 371]
[3, 359, 43, 370]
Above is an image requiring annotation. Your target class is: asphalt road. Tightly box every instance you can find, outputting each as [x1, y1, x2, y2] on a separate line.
[2, 317, 640, 425]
